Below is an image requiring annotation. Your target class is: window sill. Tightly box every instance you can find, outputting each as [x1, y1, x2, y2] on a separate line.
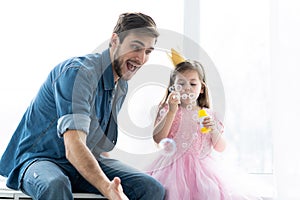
[247, 173, 276, 200]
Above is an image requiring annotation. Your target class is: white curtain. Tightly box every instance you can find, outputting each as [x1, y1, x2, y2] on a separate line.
[272, 0, 300, 199]
[198, 0, 300, 199]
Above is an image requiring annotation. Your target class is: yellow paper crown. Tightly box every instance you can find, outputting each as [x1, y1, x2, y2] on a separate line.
[167, 48, 186, 67]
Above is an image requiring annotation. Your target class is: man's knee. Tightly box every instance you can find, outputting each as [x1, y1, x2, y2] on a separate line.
[22, 170, 72, 199]
[45, 174, 71, 191]
[37, 175, 73, 199]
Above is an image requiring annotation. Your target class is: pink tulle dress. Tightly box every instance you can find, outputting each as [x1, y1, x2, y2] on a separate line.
[147, 106, 262, 200]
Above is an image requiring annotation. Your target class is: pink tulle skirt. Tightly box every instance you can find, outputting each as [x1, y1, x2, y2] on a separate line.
[147, 152, 262, 200]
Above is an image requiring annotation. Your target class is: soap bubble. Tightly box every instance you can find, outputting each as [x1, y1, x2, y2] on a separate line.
[186, 104, 193, 111]
[192, 113, 198, 121]
[193, 132, 199, 138]
[173, 93, 180, 100]
[159, 138, 176, 156]
[159, 108, 166, 116]
[180, 132, 190, 140]
[168, 85, 175, 92]
[182, 143, 188, 149]
[191, 100, 197, 106]
[188, 93, 196, 100]
[181, 93, 188, 100]
[174, 84, 183, 92]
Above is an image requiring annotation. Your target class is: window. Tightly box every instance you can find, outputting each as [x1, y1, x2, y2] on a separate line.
[199, 0, 272, 174]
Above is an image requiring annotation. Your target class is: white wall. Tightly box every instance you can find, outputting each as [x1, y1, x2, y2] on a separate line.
[0, 0, 184, 156]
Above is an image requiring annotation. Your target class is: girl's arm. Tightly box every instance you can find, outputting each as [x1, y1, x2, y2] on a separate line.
[153, 91, 180, 144]
[202, 116, 226, 152]
[211, 130, 226, 152]
[153, 108, 177, 143]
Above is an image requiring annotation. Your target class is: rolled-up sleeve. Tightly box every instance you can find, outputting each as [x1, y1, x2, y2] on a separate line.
[53, 65, 95, 137]
[57, 114, 91, 137]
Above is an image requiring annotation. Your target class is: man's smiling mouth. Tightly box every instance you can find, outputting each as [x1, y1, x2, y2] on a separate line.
[127, 61, 139, 72]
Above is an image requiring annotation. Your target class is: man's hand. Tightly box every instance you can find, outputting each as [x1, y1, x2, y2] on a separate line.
[108, 177, 129, 200]
[64, 130, 128, 199]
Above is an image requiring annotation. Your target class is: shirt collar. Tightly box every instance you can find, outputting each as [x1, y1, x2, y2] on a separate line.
[101, 49, 115, 90]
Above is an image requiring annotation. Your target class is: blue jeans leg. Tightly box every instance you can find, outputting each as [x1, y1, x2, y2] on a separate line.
[21, 160, 73, 200]
[98, 156, 165, 200]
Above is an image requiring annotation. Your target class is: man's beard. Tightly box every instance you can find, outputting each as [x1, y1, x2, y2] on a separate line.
[113, 47, 123, 78]
[113, 58, 122, 78]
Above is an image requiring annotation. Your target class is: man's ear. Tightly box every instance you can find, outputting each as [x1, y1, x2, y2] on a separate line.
[110, 33, 119, 47]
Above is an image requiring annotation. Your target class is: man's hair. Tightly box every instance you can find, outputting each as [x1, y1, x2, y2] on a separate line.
[110, 12, 159, 46]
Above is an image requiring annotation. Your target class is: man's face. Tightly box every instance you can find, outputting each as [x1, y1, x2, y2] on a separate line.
[111, 32, 156, 81]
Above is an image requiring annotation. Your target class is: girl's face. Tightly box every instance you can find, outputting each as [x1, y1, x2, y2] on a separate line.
[174, 69, 203, 106]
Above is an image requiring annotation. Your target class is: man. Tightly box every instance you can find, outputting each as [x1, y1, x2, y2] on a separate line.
[0, 12, 164, 200]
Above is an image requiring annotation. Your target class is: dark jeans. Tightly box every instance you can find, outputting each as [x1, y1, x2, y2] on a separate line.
[21, 156, 165, 200]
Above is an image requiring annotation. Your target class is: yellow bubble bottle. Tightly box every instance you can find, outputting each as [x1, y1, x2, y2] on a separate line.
[198, 109, 211, 134]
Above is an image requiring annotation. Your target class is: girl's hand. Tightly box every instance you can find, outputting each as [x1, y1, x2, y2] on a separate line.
[107, 177, 129, 200]
[167, 91, 181, 113]
[202, 116, 219, 133]
[202, 116, 226, 151]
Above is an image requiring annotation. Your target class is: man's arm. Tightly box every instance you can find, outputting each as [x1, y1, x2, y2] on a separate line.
[63, 130, 128, 200]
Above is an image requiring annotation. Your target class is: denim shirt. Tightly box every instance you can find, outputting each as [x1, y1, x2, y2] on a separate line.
[0, 48, 128, 190]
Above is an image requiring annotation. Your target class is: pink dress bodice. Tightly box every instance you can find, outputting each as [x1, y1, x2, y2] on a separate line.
[158, 105, 223, 159]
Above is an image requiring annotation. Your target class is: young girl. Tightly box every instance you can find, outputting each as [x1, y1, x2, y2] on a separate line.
[146, 49, 262, 200]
